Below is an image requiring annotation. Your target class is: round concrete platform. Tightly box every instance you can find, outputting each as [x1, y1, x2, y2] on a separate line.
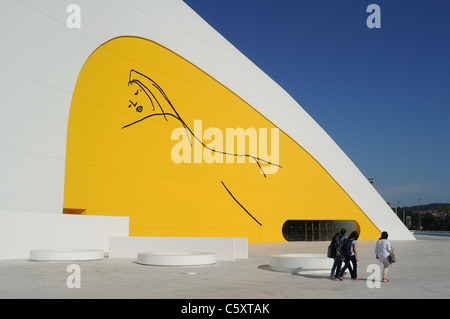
[269, 253, 333, 272]
[29, 248, 104, 261]
[137, 251, 217, 266]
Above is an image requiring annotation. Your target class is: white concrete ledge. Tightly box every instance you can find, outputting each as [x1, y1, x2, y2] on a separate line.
[269, 253, 333, 272]
[109, 237, 247, 261]
[137, 251, 217, 266]
[29, 248, 104, 261]
[0, 211, 129, 260]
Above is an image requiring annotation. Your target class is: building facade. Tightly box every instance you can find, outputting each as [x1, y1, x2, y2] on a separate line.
[0, 0, 414, 256]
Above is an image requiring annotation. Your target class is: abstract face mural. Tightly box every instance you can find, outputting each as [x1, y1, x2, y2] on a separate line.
[64, 36, 380, 242]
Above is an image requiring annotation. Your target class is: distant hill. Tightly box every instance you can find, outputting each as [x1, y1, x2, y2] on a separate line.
[405, 203, 450, 212]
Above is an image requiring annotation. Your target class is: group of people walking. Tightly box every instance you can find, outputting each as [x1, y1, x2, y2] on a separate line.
[329, 228, 392, 282]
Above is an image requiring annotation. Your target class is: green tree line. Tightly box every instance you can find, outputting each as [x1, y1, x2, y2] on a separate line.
[393, 204, 450, 231]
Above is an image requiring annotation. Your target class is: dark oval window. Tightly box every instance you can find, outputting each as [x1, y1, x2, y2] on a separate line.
[282, 220, 357, 241]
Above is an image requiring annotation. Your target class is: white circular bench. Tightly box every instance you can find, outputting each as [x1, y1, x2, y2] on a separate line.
[269, 253, 333, 272]
[137, 251, 217, 266]
[29, 248, 104, 261]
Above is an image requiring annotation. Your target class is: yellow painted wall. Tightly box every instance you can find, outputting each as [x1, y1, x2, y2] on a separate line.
[64, 37, 380, 242]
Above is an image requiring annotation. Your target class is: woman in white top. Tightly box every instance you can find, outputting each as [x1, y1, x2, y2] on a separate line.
[375, 231, 391, 282]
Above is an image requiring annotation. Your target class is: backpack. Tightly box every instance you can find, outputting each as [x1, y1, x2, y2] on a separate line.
[339, 239, 352, 257]
[327, 239, 337, 258]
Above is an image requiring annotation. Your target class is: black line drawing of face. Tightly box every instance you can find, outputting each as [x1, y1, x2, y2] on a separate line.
[121, 69, 282, 226]
[124, 69, 182, 127]
[123, 69, 280, 177]
[128, 88, 144, 113]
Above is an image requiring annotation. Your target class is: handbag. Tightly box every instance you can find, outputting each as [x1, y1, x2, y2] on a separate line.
[388, 248, 396, 264]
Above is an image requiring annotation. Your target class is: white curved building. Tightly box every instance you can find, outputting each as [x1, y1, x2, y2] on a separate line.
[0, 0, 413, 259]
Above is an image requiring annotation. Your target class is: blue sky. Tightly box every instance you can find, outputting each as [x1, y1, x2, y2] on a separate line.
[185, 0, 450, 207]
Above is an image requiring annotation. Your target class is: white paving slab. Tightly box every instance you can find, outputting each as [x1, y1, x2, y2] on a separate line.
[0, 234, 448, 299]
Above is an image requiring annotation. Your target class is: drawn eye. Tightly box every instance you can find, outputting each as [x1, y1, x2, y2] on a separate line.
[136, 106, 143, 112]
[128, 100, 137, 108]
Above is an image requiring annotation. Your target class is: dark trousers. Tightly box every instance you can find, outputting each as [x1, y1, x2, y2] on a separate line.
[339, 255, 357, 279]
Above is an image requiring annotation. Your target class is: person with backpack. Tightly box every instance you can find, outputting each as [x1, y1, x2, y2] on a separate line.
[330, 228, 346, 280]
[337, 231, 360, 281]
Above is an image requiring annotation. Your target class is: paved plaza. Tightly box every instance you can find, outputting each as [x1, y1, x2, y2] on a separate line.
[0, 234, 449, 299]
